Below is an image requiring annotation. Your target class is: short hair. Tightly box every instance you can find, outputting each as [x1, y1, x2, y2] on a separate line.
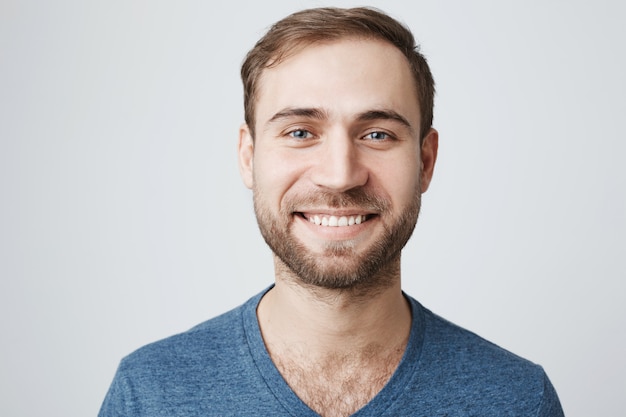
[241, 7, 435, 141]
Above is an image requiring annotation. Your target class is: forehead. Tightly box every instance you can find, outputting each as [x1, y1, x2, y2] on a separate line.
[254, 38, 420, 129]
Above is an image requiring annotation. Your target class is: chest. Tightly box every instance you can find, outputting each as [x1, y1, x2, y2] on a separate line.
[272, 349, 403, 417]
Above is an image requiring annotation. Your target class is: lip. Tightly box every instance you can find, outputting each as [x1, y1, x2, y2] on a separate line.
[292, 211, 378, 241]
[296, 208, 377, 216]
[298, 212, 369, 227]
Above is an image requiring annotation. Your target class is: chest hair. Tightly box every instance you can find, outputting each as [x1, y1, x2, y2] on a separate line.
[272, 344, 405, 417]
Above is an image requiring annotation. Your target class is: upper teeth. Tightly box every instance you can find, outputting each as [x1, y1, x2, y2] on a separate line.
[307, 214, 366, 227]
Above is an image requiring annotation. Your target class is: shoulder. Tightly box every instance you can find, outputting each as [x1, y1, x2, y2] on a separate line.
[415, 300, 542, 377]
[406, 297, 563, 415]
[116, 292, 261, 382]
[99, 289, 284, 416]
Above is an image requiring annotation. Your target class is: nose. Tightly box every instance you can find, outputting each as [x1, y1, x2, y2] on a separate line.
[310, 133, 368, 192]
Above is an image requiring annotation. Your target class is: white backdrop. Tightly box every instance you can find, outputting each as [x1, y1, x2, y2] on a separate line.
[1, 1, 624, 416]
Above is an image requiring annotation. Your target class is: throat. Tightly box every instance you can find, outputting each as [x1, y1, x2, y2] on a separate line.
[257, 281, 412, 416]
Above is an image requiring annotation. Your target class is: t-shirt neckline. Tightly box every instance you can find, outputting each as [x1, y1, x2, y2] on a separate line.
[242, 286, 426, 417]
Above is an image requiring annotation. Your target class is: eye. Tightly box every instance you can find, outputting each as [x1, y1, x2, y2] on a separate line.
[288, 129, 312, 139]
[363, 131, 391, 141]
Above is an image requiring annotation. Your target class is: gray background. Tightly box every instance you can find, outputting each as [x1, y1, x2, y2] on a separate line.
[1, 0, 624, 416]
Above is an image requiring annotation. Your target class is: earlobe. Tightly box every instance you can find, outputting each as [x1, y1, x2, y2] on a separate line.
[420, 128, 438, 192]
[238, 124, 254, 189]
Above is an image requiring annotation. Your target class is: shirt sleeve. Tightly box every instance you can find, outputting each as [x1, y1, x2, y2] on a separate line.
[536, 372, 565, 417]
[98, 364, 133, 417]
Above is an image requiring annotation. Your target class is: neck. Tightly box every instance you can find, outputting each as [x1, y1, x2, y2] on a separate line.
[257, 258, 411, 359]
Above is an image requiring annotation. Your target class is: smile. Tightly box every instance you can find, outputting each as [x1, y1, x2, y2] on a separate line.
[300, 213, 369, 227]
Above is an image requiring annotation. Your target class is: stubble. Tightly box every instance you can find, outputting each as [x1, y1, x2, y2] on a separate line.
[253, 185, 422, 292]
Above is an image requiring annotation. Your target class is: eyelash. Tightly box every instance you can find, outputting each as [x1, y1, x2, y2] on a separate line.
[363, 131, 392, 141]
[287, 129, 313, 139]
[283, 128, 396, 142]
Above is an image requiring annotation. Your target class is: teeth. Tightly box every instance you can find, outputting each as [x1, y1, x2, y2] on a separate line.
[307, 214, 367, 227]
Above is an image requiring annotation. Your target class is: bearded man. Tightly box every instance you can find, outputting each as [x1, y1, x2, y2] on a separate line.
[99, 7, 564, 417]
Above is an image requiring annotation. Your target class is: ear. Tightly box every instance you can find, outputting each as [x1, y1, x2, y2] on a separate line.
[238, 124, 254, 189]
[420, 128, 438, 192]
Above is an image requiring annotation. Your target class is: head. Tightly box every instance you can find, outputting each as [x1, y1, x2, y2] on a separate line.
[238, 8, 438, 291]
[241, 7, 435, 142]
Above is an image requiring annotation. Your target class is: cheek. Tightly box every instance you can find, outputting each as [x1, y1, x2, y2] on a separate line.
[369, 153, 421, 206]
[253, 151, 307, 205]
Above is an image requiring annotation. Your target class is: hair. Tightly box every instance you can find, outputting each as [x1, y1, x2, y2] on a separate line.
[240, 7, 435, 141]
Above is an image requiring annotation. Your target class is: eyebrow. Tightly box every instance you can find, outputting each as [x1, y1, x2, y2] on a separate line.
[356, 109, 413, 130]
[267, 107, 328, 124]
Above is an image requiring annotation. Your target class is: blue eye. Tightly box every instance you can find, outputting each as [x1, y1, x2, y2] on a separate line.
[289, 129, 311, 139]
[365, 131, 389, 140]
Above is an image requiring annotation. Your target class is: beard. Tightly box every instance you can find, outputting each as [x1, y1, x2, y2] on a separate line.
[253, 183, 422, 291]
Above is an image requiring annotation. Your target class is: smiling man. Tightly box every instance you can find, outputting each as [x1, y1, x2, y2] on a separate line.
[99, 7, 564, 417]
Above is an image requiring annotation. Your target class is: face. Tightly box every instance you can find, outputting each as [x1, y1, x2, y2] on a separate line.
[239, 39, 438, 290]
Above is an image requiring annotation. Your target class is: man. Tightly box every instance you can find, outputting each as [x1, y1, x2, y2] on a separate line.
[100, 7, 564, 416]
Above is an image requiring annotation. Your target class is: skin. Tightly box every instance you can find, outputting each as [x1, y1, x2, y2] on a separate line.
[238, 38, 438, 416]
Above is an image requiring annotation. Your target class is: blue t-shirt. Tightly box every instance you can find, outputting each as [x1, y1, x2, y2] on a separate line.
[99, 288, 564, 416]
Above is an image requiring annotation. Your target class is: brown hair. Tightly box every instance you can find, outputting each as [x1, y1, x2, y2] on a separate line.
[240, 7, 435, 141]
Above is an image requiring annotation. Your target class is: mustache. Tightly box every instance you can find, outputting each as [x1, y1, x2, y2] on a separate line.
[285, 188, 389, 212]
